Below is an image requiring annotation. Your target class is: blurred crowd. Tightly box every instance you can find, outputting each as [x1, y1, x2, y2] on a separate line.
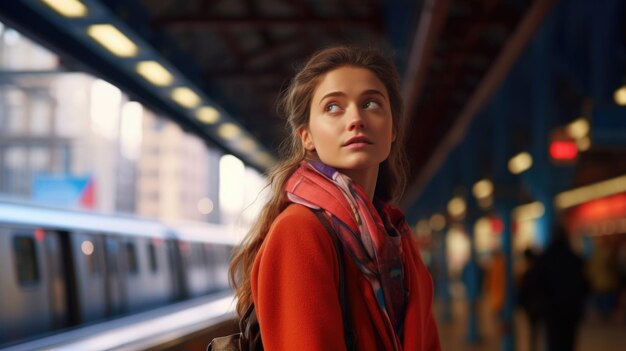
[458, 225, 626, 351]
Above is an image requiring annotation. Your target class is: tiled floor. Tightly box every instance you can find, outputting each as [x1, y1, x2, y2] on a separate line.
[435, 298, 626, 351]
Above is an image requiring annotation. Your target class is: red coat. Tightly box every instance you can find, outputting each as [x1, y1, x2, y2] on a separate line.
[251, 204, 441, 350]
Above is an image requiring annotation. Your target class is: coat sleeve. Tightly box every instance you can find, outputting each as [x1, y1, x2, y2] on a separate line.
[251, 208, 347, 351]
[413, 241, 441, 351]
[424, 300, 441, 350]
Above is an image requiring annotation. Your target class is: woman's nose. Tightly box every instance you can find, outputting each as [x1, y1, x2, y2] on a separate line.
[347, 108, 366, 131]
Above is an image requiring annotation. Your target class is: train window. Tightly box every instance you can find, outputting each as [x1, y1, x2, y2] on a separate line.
[201, 244, 210, 266]
[125, 242, 138, 275]
[192, 244, 203, 267]
[106, 239, 118, 270]
[147, 242, 158, 273]
[12, 235, 40, 286]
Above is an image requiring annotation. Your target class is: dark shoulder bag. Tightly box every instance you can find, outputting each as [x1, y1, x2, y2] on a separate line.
[207, 209, 356, 351]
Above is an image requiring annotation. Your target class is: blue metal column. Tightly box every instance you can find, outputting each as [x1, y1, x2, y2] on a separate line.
[461, 129, 481, 344]
[490, 80, 517, 351]
[526, 10, 557, 249]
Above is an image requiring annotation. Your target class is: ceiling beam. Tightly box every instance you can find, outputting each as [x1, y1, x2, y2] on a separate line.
[400, 0, 560, 208]
[154, 16, 380, 30]
[401, 0, 451, 121]
[410, 0, 502, 133]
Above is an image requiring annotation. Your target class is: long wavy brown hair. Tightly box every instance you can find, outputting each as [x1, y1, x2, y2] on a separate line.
[229, 46, 409, 316]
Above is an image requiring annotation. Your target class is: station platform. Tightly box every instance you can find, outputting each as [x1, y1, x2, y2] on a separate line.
[436, 297, 626, 351]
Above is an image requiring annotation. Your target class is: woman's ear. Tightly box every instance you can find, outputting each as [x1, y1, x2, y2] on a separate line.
[298, 127, 315, 151]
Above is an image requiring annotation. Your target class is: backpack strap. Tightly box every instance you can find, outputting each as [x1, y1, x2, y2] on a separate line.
[240, 304, 261, 351]
[312, 209, 357, 351]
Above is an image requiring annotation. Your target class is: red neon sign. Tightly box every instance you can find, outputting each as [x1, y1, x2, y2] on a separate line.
[574, 193, 626, 222]
[550, 140, 578, 161]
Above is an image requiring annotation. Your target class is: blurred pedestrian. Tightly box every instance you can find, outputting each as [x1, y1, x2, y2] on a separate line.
[586, 237, 619, 322]
[533, 225, 588, 351]
[484, 250, 506, 317]
[518, 248, 542, 351]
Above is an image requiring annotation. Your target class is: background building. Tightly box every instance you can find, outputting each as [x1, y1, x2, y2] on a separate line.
[0, 21, 264, 224]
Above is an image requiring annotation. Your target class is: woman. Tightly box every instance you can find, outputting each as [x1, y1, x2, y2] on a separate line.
[230, 46, 441, 350]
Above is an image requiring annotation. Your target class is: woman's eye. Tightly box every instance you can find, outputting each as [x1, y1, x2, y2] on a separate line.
[363, 100, 381, 109]
[326, 103, 340, 113]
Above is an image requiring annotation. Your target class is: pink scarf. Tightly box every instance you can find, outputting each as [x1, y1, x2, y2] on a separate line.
[285, 161, 409, 349]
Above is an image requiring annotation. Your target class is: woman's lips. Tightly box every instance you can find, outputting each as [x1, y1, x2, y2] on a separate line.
[343, 135, 373, 147]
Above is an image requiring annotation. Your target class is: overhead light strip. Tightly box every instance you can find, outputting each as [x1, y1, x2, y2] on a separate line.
[40, 0, 88, 18]
[555, 174, 626, 209]
[218, 123, 241, 140]
[136, 61, 174, 86]
[35, 0, 273, 169]
[171, 87, 200, 108]
[196, 106, 220, 124]
[87, 24, 138, 58]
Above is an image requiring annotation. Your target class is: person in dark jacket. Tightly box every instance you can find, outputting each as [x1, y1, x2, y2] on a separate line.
[532, 224, 588, 351]
[518, 248, 542, 351]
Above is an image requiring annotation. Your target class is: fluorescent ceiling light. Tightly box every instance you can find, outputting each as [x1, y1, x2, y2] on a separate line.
[171, 87, 200, 108]
[447, 196, 466, 218]
[238, 137, 256, 152]
[429, 214, 446, 231]
[218, 123, 241, 140]
[255, 151, 274, 168]
[614, 86, 626, 106]
[512, 201, 545, 221]
[87, 24, 138, 57]
[508, 152, 532, 174]
[555, 174, 626, 209]
[136, 61, 173, 86]
[472, 179, 493, 199]
[196, 106, 220, 124]
[41, 0, 88, 18]
[566, 118, 590, 139]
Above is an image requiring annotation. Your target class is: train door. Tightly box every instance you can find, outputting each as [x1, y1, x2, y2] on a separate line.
[167, 239, 186, 300]
[104, 236, 127, 316]
[42, 230, 69, 330]
[1, 228, 48, 344]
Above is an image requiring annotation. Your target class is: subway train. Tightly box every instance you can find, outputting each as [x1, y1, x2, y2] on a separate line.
[0, 199, 238, 347]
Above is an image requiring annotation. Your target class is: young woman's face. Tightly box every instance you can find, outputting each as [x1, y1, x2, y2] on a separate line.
[299, 66, 395, 177]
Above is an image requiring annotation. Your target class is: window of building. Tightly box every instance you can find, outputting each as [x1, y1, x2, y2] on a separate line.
[29, 147, 49, 171]
[192, 243, 203, 267]
[5, 88, 26, 135]
[29, 95, 52, 136]
[2, 146, 28, 196]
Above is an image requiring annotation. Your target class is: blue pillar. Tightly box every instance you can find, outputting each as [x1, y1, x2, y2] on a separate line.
[461, 130, 481, 344]
[435, 163, 453, 323]
[490, 79, 517, 351]
[527, 10, 557, 249]
[495, 197, 516, 351]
